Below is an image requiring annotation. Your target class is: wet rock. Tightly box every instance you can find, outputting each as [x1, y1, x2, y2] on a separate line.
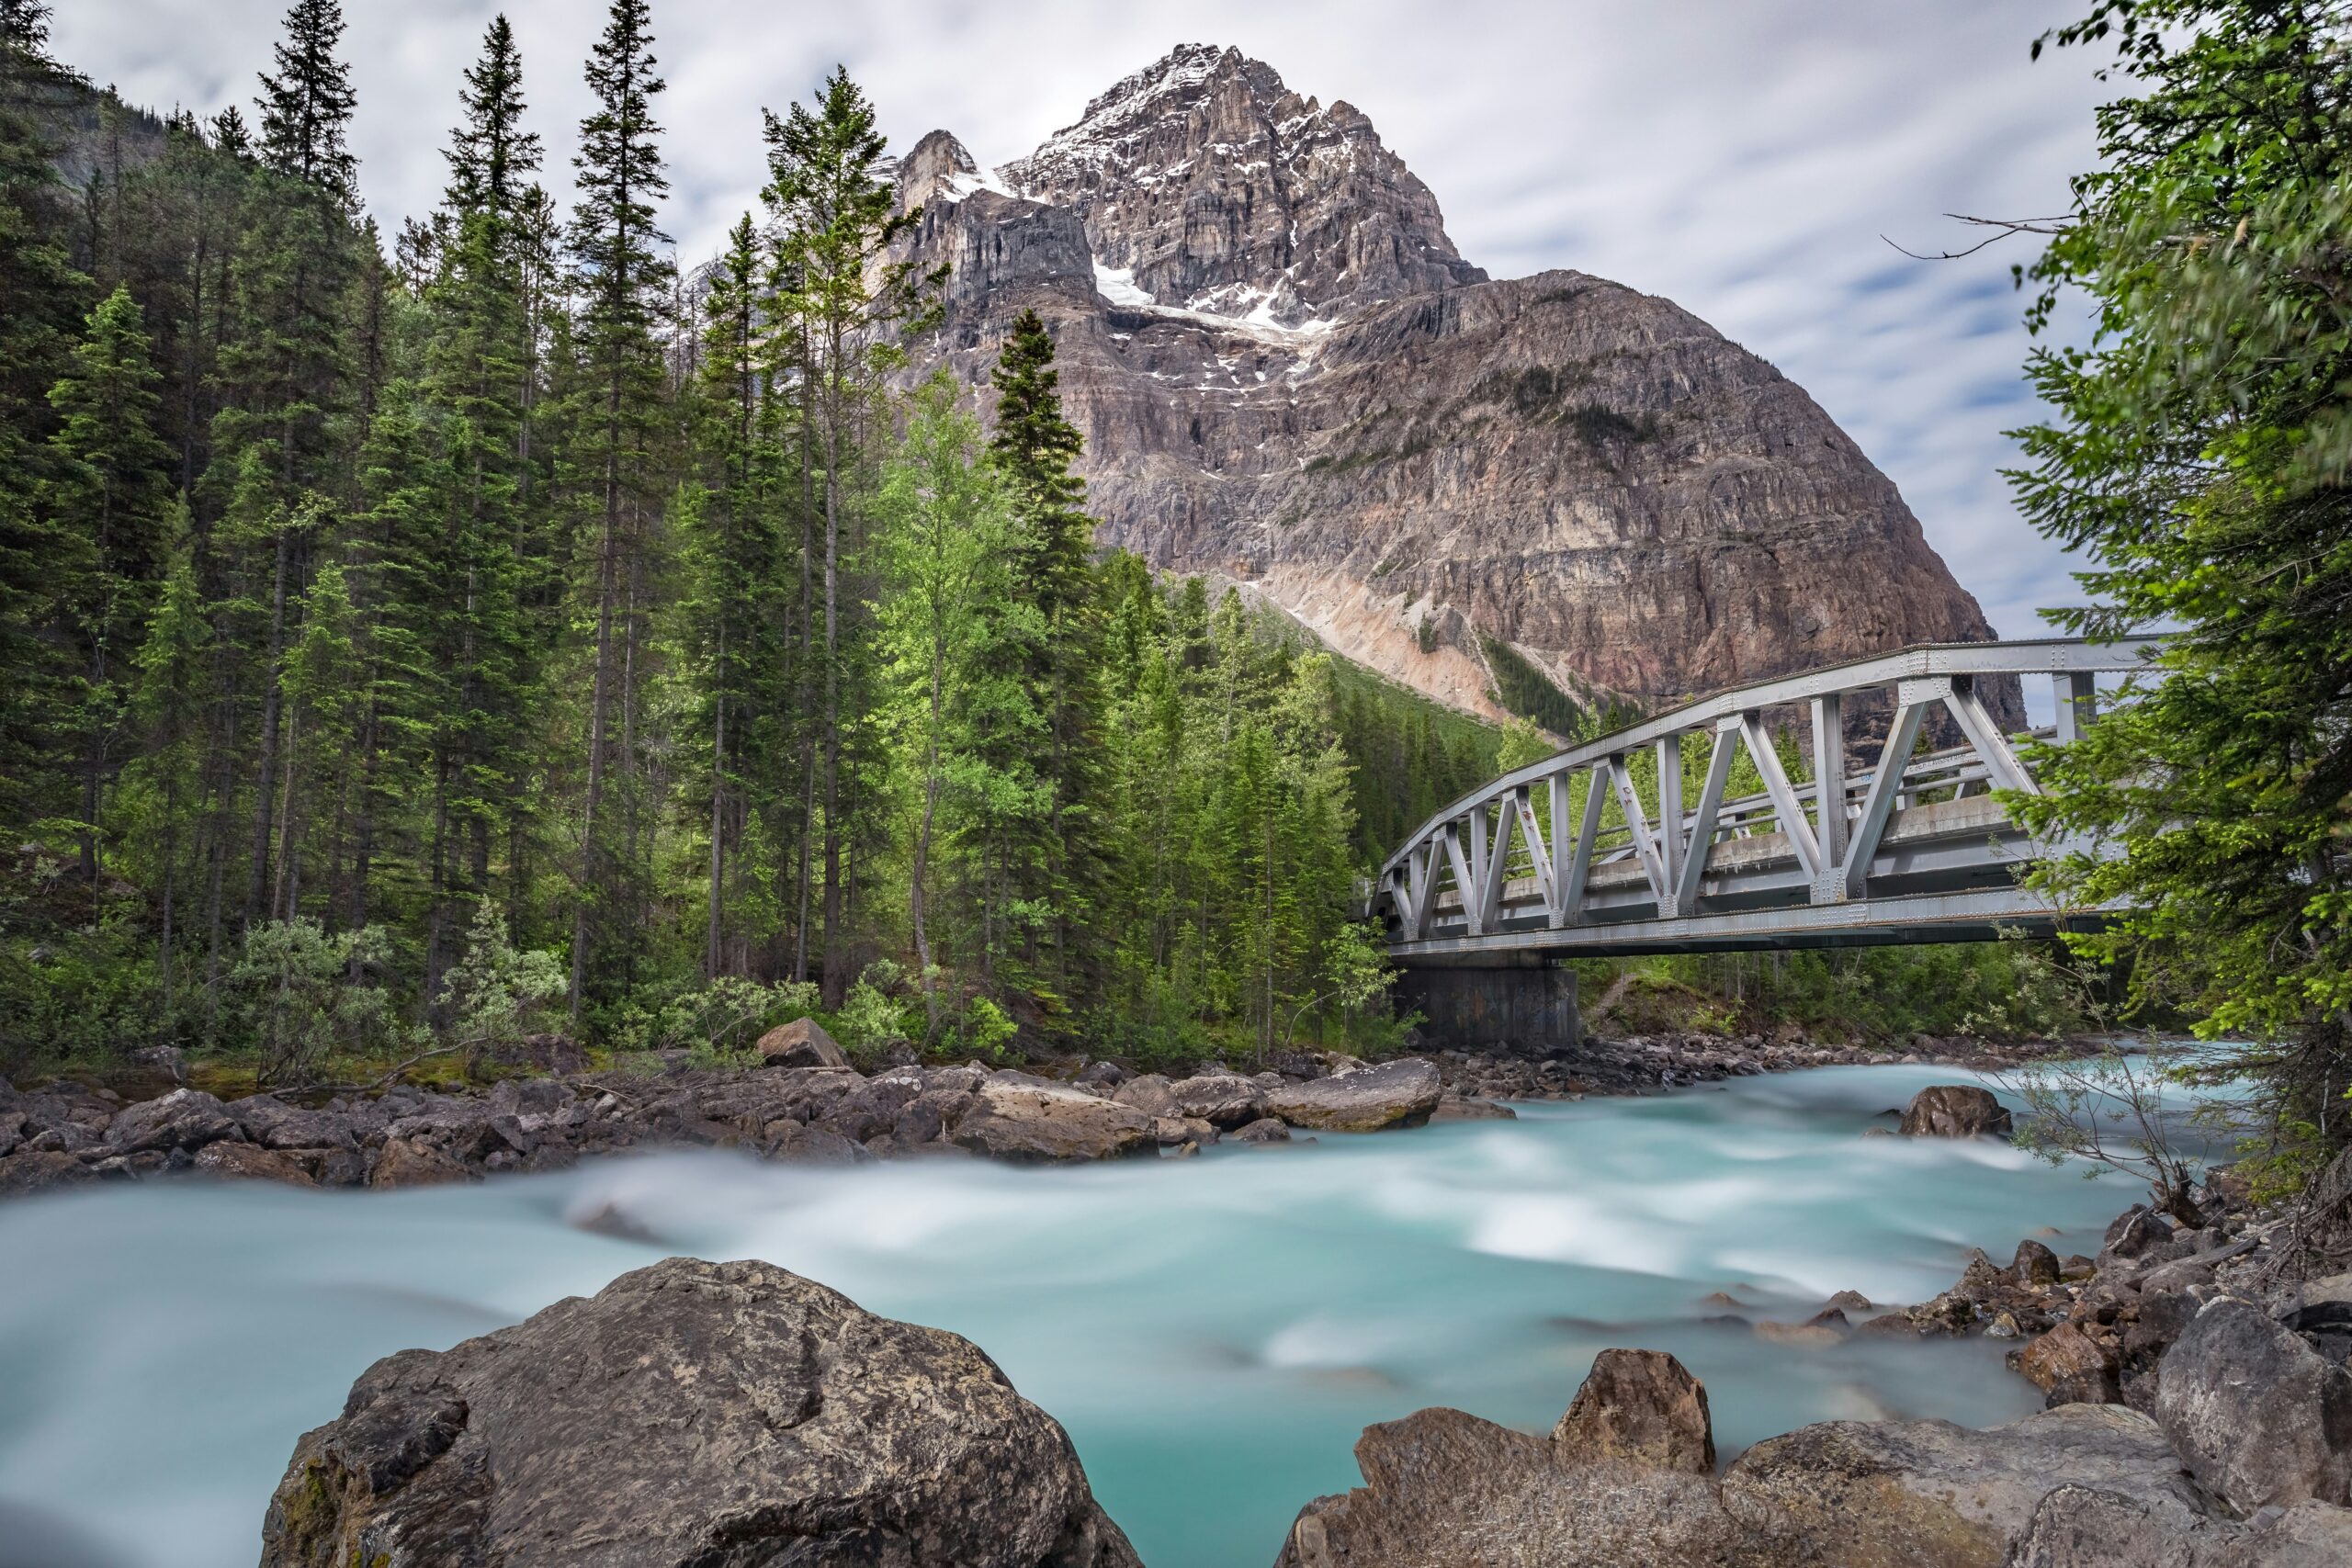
[1550, 1348, 1715, 1473]
[2013, 1238, 2064, 1285]
[2011, 1485, 2352, 1568]
[950, 1080, 1158, 1163]
[368, 1136, 472, 1190]
[1429, 1092, 1516, 1121]
[2101, 1205, 2177, 1267]
[753, 1016, 848, 1069]
[193, 1142, 317, 1186]
[1109, 1074, 1178, 1118]
[105, 1087, 240, 1155]
[1274, 1396, 1766, 1568]
[769, 1122, 871, 1165]
[1150, 1115, 1218, 1147]
[1722, 1403, 2207, 1568]
[1264, 1058, 1442, 1133]
[2156, 1296, 2352, 1513]
[227, 1096, 358, 1152]
[1823, 1290, 1874, 1314]
[1231, 1117, 1291, 1145]
[2020, 1322, 2122, 1405]
[0, 1148, 91, 1197]
[1897, 1084, 2013, 1139]
[892, 1088, 973, 1146]
[1167, 1072, 1264, 1128]
[259, 1256, 1138, 1568]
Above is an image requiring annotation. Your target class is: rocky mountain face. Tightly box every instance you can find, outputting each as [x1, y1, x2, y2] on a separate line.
[896, 44, 2006, 728]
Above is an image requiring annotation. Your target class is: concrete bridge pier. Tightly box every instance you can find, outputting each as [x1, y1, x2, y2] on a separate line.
[1396, 960, 1579, 1052]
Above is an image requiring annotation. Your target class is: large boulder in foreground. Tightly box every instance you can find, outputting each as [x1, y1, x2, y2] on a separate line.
[2155, 1296, 2352, 1513]
[1898, 1083, 2013, 1139]
[1264, 1058, 1441, 1133]
[949, 1079, 1158, 1163]
[261, 1257, 1138, 1568]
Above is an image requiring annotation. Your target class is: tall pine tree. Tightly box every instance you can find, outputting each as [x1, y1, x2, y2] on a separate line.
[564, 0, 673, 1018]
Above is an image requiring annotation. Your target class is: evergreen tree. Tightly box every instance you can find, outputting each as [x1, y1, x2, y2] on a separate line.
[987, 309, 1107, 1002]
[255, 0, 357, 209]
[46, 284, 173, 875]
[564, 0, 673, 1017]
[763, 65, 937, 1003]
[0, 22, 88, 823]
[212, 0, 365, 928]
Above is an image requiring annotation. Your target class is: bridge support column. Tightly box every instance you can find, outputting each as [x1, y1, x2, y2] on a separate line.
[1396, 961, 1579, 1052]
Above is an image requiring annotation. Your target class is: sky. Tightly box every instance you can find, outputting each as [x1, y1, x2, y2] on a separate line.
[55, 0, 2120, 641]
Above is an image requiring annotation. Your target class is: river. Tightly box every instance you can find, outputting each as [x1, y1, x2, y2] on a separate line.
[0, 1063, 2169, 1568]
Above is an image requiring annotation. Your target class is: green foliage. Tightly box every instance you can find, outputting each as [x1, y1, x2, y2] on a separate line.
[835, 960, 912, 1056]
[436, 899, 566, 1056]
[2006, 0, 2352, 1177]
[223, 919, 404, 1083]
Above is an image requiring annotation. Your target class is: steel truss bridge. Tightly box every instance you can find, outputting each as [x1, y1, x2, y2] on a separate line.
[1372, 638, 2165, 964]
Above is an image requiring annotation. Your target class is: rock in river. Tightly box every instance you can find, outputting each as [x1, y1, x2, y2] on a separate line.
[1264, 1058, 1442, 1133]
[260, 1256, 1139, 1568]
[1897, 1083, 2013, 1139]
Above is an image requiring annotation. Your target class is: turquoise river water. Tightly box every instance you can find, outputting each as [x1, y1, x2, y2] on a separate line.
[0, 1064, 2173, 1568]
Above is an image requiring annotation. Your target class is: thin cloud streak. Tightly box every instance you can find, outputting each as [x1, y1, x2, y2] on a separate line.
[56, 0, 2113, 638]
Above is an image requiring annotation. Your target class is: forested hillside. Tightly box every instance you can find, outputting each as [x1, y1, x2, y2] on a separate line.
[0, 0, 1445, 1076]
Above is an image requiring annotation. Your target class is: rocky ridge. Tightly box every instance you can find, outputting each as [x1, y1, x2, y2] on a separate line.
[892, 44, 2008, 724]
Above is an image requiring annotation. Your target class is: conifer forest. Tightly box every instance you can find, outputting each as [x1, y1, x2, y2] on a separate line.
[0, 0, 1504, 1077]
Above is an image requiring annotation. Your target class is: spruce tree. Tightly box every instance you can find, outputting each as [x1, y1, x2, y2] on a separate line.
[988, 310, 1106, 999]
[0, 22, 89, 823]
[214, 0, 364, 927]
[255, 0, 357, 209]
[564, 0, 672, 1019]
[46, 285, 173, 875]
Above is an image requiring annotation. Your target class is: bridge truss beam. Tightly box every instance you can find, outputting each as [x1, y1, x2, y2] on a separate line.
[1374, 638, 2164, 962]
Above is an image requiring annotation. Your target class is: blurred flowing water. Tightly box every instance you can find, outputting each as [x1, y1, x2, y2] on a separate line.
[0, 1064, 2182, 1568]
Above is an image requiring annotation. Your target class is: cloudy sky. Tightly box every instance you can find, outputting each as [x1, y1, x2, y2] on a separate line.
[57, 0, 2117, 640]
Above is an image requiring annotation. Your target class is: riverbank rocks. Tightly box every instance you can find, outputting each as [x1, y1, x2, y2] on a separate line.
[105, 1087, 238, 1154]
[259, 1257, 1139, 1568]
[1167, 1071, 1265, 1128]
[1721, 1404, 2204, 1566]
[1275, 1351, 1767, 1568]
[1272, 1349, 2224, 1568]
[754, 1016, 848, 1069]
[2155, 1296, 2352, 1512]
[1898, 1083, 2013, 1139]
[949, 1080, 1158, 1163]
[1264, 1058, 1441, 1133]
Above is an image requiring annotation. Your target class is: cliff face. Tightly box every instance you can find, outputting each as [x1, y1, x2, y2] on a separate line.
[896, 44, 2004, 726]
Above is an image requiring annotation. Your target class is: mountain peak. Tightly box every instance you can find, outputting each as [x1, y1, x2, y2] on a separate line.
[1000, 42, 1482, 325]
